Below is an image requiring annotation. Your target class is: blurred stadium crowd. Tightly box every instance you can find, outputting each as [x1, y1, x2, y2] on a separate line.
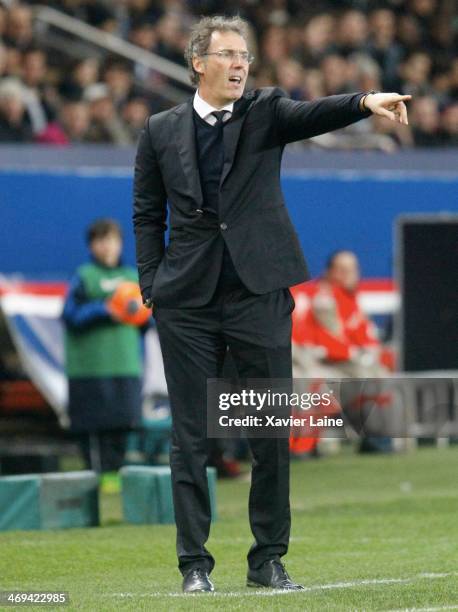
[0, 0, 456, 148]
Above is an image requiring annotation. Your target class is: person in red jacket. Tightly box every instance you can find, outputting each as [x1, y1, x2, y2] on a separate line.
[292, 250, 393, 454]
[294, 250, 392, 375]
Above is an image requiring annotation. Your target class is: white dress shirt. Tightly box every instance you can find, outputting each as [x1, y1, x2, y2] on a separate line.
[193, 90, 233, 125]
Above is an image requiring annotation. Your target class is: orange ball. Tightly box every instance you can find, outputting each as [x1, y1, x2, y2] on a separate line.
[107, 281, 151, 326]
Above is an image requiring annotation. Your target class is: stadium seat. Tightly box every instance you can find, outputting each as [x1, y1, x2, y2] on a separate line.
[120, 465, 217, 525]
[0, 471, 99, 531]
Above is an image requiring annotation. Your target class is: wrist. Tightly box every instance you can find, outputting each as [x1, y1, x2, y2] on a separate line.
[360, 90, 377, 113]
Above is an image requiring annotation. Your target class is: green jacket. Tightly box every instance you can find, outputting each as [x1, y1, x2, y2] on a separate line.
[64, 262, 142, 378]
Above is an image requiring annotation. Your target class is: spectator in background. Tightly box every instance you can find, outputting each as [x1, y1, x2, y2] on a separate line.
[275, 58, 305, 100]
[3, 45, 23, 78]
[59, 100, 90, 142]
[129, 18, 157, 52]
[408, 0, 438, 45]
[292, 250, 394, 453]
[441, 104, 458, 146]
[121, 96, 150, 140]
[303, 68, 325, 99]
[21, 47, 59, 136]
[0, 77, 31, 142]
[399, 52, 434, 97]
[293, 251, 391, 374]
[59, 57, 100, 101]
[367, 8, 403, 91]
[320, 54, 354, 95]
[155, 11, 188, 66]
[260, 24, 290, 65]
[283, 22, 304, 62]
[4, 4, 34, 50]
[410, 96, 442, 146]
[397, 13, 423, 54]
[253, 63, 277, 88]
[63, 218, 143, 473]
[301, 14, 335, 68]
[336, 10, 368, 57]
[350, 53, 381, 94]
[22, 47, 47, 89]
[431, 69, 453, 105]
[292, 250, 395, 377]
[429, 15, 455, 74]
[371, 112, 414, 151]
[102, 58, 136, 110]
[128, 19, 160, 86]
[84, 83, 132, 144]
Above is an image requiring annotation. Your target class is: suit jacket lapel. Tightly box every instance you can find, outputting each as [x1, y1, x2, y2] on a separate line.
[173, 93, 255, 201]
[220, 95, 253, 187]
[173, 99, 203, 207]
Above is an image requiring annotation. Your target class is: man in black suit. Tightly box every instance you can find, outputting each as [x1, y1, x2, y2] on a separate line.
[133, 15, 410, 593]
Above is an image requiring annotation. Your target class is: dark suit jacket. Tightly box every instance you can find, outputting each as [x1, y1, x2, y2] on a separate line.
[133, 87, 370, 307]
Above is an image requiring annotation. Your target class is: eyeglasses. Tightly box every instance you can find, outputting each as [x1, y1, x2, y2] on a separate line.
[201, 50, 255, 64]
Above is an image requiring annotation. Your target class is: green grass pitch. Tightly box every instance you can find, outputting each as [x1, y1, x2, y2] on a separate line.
[1, 446, 457, 611]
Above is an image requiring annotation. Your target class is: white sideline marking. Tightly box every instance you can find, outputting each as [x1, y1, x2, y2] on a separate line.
[109, 571, 458, 599]
[388, 607, 458, 612]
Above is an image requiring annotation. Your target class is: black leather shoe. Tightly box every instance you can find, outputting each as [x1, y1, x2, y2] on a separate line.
[247, 559, 304, 590]
[182, 568, 214, 593]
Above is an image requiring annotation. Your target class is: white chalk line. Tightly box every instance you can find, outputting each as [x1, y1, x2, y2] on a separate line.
[210, 535, 435, 544]
[387, 606, 458, 612]
[108, 571, 458, 599]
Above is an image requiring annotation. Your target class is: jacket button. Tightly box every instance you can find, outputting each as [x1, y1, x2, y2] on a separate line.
[220, 222, 228, 230]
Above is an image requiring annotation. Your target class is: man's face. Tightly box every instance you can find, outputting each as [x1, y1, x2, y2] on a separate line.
[0, 94, 24, 123]
[90, 232, 122, 268]
[193, 30, 250, 107]
[23, 52, 46, 86]
[61, 103, 89, 139]
[327, 252, 360, 292]
[104, 67, 132, 96]
[90, 97, 114, 122]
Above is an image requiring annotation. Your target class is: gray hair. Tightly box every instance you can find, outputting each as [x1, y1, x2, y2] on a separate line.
[184, 15, 250, 86]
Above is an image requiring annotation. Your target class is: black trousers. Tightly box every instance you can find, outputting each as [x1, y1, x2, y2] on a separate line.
[154, 278, 294, 575]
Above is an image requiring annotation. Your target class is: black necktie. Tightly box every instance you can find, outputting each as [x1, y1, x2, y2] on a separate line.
[211, 111, 227, 127]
